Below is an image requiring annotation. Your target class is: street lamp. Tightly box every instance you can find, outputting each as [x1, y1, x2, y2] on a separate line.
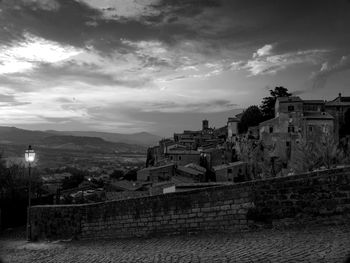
[25, 145, 35, 241]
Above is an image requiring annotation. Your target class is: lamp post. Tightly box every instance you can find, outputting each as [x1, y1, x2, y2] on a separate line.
[25, 145, 35, 241]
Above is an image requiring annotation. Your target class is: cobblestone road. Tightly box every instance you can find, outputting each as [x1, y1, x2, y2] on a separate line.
[1, 224, 350, 263]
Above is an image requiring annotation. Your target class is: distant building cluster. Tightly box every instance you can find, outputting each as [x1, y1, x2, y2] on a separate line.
[140, 118, 247, 184]
[140, 93, 350, 182]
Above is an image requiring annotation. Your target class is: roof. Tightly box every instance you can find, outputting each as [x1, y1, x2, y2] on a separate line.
[303, 100, 325, 104]
[213, 161, 247, 171]
[185, 163, 206, 173]
[178, 139, 195, 143]
[183, 130, 202, 134]
[325, 101, 350, 107]
[176, 166, 205, 176]
[109, 180, 145, 191]
[147, 163, 175, 171]
[150, 181, 175, 188]
[170, 175, 197, 184]
[259, 117, 278, 126]
[325, 94, 350, 106]
[277, 96, 302, 103]
[302, 111, 334, 120]
[166, 150, 200, 155]
[228, 117, 240, 122]
[235, 112, 244, 120]
[168, 143, 187, 149]
[212, 164, 230, 171]
[340, 97, 350, 102]
[228, 161, 247, 167]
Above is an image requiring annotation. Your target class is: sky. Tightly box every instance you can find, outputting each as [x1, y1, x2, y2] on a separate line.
[0, 0, 350, 137]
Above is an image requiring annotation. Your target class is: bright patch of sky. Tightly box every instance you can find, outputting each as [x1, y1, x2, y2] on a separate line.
[0, 33, 81, 74]
[0, 0, 350, 135]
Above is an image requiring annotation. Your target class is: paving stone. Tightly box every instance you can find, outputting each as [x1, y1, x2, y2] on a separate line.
[1, 224, 350, 263]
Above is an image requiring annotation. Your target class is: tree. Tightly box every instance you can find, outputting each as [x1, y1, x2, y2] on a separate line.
[109, 169, 124, 180]
[146, 147, 155, 167]
[291, 135, 342, 173]
[260, 86, 291, 120]
[124, 169, 137, 181]
[0, 154, 43, 228]
[61, 173, 84, 190]
[238, 105, 264, 134]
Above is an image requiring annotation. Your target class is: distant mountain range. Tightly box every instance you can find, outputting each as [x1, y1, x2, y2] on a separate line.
[45, 130, 161, 146]
[0, 126, 161, 154]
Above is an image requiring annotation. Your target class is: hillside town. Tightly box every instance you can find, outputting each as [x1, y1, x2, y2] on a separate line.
[137, 92, 350, 189]
[31, 89, 346, 204]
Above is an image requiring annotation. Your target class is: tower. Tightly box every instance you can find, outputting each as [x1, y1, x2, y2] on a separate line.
[202, 119, 209, 130]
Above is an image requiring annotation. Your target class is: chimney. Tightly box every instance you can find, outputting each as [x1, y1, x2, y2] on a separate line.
[339, 93, 342, 99]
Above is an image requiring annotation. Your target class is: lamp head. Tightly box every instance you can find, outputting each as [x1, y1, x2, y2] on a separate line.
[25, 145, 35, 163]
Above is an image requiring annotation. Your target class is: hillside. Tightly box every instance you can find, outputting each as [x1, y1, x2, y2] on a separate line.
[45, 130, 161, 146]
[0, 126, 146, 153]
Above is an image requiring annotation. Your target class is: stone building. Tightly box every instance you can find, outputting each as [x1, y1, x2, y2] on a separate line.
[325, 93, 350, 140]
[259, 96, 335, 167]
[227, 117, 239, 142]
[213, 161, 248, 182]
[166, 150, 201, 166]
[175, 165, 206, 182]
[137, 163, 175, 182]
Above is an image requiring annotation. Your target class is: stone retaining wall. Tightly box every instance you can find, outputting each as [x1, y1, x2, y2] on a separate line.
[30, 167, 350, 240]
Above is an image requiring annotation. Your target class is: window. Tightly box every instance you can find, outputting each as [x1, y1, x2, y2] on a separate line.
[288, 126, 295, 133]
[228, 168, 233, 174]
[286, 141, 291, 147]
[288, 105, 295, 112]
[308, 126, 313, 132]
[269, 126, 274, 133]
[170, 156, 173, 161]
[178, 156, 182, 161]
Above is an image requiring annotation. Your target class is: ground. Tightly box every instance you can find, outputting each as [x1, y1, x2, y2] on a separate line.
[1, 224, 350, 263]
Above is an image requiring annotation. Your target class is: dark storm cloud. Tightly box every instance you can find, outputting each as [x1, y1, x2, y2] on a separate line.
[2, 0, 349, 58]
[0, 0, 157, 54]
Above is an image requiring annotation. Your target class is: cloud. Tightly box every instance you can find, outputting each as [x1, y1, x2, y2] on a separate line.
[1, 0, 60, 11]
[23, 0, 60, 11]
[41, 117, 73, 123]
[311, 55, 350, 89]
[0, 93, 30, 107]
[240, 48, 328, 76]
[253, 44, 274, 58]
[0, 33, 82, 74]
[78, 0, 159, 21]
[141, 99, 238, 113]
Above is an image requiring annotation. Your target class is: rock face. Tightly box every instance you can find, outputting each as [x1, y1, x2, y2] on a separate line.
[30, 167, 350, 240]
